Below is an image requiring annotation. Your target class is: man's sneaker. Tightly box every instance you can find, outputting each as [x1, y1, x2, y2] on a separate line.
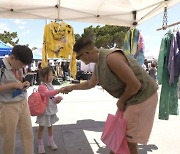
[38, 144, 45, 154]
[48, 140, 57, 150]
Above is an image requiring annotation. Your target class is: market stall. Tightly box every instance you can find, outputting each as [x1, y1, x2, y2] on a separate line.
[0, 41, 12, 57]
[0, 0, 179, 27]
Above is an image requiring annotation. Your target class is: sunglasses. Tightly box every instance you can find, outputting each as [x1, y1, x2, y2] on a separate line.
[76, 53, 84, 60]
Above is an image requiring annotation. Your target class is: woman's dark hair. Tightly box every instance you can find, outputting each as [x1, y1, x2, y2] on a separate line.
[39, 66, 54, 82]
[73, 35, 94, 53]
[11, 45, 33, 64]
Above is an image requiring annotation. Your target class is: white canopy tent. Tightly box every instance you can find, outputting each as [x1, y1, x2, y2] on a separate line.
[0, 0, 179, 27]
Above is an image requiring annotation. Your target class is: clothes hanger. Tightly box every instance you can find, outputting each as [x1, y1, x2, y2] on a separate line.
[173, 25, 176, 33]
[54, 18, 63, 32]
[55, 18, 62, 23]
[177, 24, 179, 32]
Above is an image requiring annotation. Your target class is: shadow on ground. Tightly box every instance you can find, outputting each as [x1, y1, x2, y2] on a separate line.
[0, 119, 158, 154]
[0, 119, 105, 154]
[138, 144, 158, 154]
[96, 144, 158, 154]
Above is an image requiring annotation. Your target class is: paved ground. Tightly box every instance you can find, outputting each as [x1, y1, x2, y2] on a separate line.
[0, 85, 180, 154]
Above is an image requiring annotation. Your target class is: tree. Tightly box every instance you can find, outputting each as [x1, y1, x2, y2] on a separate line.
[80, 25, 129, 49]
[74, 34, 81, 41]
[0, 31, 19, 46]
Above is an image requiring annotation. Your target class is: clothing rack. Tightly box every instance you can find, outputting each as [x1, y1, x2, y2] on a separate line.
[55, 18, 62, 22]
[156, 21, 180, 31]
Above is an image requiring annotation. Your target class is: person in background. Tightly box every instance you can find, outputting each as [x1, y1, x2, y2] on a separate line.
[61, 61, 69, 81]
[36, 62, 42, 85]
[0, 45, 34, 154]
[36, 66, 63, 154]
[56, 62, 62, 77]
[60, 36, 158, 154]
[144, 58, 149, 69]
[149, 63, 157, 81]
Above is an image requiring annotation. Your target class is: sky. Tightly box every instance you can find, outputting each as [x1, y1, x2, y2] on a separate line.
[0, 3, 179, 59]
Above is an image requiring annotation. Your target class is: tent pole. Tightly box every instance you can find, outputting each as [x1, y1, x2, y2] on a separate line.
[156, 21, 180, 31]
[57, 0, 60, 20]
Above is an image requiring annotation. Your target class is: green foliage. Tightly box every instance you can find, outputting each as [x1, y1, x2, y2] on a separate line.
[0, 31, 19, 46]
[74, 33, 81, 41]
[78, 25, 129, 49]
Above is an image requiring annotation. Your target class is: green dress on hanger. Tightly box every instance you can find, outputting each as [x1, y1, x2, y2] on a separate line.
[157, 32, 179, 120]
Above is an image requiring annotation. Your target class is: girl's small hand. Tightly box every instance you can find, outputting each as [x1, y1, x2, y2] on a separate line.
[53, 96, 63, 104]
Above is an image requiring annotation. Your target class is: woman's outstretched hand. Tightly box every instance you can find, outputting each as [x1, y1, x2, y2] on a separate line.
[59, 86, 73, 94]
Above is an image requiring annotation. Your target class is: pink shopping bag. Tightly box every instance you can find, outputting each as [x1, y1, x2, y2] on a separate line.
[101, 111, 130, 154]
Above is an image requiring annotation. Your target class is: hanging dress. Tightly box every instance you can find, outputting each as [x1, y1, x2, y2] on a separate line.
[42, 21, 76, 78]
[123, 28, 145, 65]
[157, 32, 179, 120]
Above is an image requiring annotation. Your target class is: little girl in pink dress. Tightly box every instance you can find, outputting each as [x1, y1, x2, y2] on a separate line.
[36, 66, 63, 154]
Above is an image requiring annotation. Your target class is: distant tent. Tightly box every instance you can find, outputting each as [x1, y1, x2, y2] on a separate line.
[0, 41, 12, 56]
[32, 48, 42, 60]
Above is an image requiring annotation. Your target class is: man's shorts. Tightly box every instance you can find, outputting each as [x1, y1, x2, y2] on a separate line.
[124, 92, 158, 144]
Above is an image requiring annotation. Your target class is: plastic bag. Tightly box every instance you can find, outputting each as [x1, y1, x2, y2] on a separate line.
[101, 111, 130, 154]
